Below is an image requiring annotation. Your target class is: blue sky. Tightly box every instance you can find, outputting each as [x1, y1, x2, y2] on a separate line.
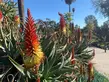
[17, 0, 107, 27]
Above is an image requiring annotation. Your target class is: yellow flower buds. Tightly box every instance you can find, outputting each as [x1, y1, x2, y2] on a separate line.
[14, 15, 20, 25]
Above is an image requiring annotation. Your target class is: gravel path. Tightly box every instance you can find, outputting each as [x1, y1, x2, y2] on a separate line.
[89, 47, 109, 78]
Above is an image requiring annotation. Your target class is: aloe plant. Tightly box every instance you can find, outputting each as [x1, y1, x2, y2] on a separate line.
[0, 1, 96, 82]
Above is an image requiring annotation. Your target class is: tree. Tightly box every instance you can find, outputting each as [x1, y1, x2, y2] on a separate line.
[95, 20, 109, 52]
[83, 15, 98, 34]
[64, 0, 76, 12]
[82, 15, 98, 46]
[75, 24, 80, 28]
[83, 15, 98, 35]
[85, 15, 98, 29]
[92, 0, 109, 17]
[18, 0, 24, 30]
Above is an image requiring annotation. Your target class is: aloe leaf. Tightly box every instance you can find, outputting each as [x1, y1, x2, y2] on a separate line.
[8, 56, 36, 79]
[0, 67, 12, 82]
[8, 56, 25, 75]
[0, 74, 4, 78]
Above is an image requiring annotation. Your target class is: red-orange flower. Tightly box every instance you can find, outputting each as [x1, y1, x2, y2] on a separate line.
[0, 10, 3, 22]
[24, 9, 44, 68]
[88, 62, 94, 81]
[58, 12, 66, 34]
[71, 47, 75, 64]
[36, 77, 40, 82]
[77, 28, 82, 42]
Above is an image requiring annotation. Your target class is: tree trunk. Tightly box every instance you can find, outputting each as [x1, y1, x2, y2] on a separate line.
[104, 45, 107, 53]
[105, 48, 106, 53]
[69, 4, 71, 12]
[18, 0, 25, 30]
[10, 0, 13, 2]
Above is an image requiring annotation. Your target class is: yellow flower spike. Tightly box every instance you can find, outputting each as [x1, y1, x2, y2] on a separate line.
[88, 62, 94, 81]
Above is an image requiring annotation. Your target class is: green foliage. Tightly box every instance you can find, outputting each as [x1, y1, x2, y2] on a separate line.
[0, 1, 18, 23]
[64, 12, 72, 23]
[85, 15, 98, 28]
[93, 69, 109, 82]
[75, 69, 109, 82]
[94, 20, 109, 49]
[92, 0, 109, 17]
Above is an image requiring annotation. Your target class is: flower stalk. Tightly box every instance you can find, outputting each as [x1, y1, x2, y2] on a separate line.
[71, 47, 75, 64]
[58, 12, 66, 34]
[88, 62, 94, 82]
[77, 28, 82, 42]
[23, 9, 44, 72]
[36, 77, 40, 82]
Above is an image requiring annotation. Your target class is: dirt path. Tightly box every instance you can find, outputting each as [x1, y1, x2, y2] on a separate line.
[88, 47, 109, 78]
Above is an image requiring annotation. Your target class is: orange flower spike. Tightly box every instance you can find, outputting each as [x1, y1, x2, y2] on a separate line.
[77, 28, 82, 42]
[80, 64, 83, 75]
[58, 12, 66, 34]
[14, 15, 20, 24]
[88, 62, 94, 81]
[36, 77, 40, 82]
[24, 9, 44, 68]
[0, 10, 3, 22]
[71, 47, 75, 64]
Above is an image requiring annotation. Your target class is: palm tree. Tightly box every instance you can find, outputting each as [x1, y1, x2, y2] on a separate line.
[18, 0, 25, 30]
[65, 0, 76, 12]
